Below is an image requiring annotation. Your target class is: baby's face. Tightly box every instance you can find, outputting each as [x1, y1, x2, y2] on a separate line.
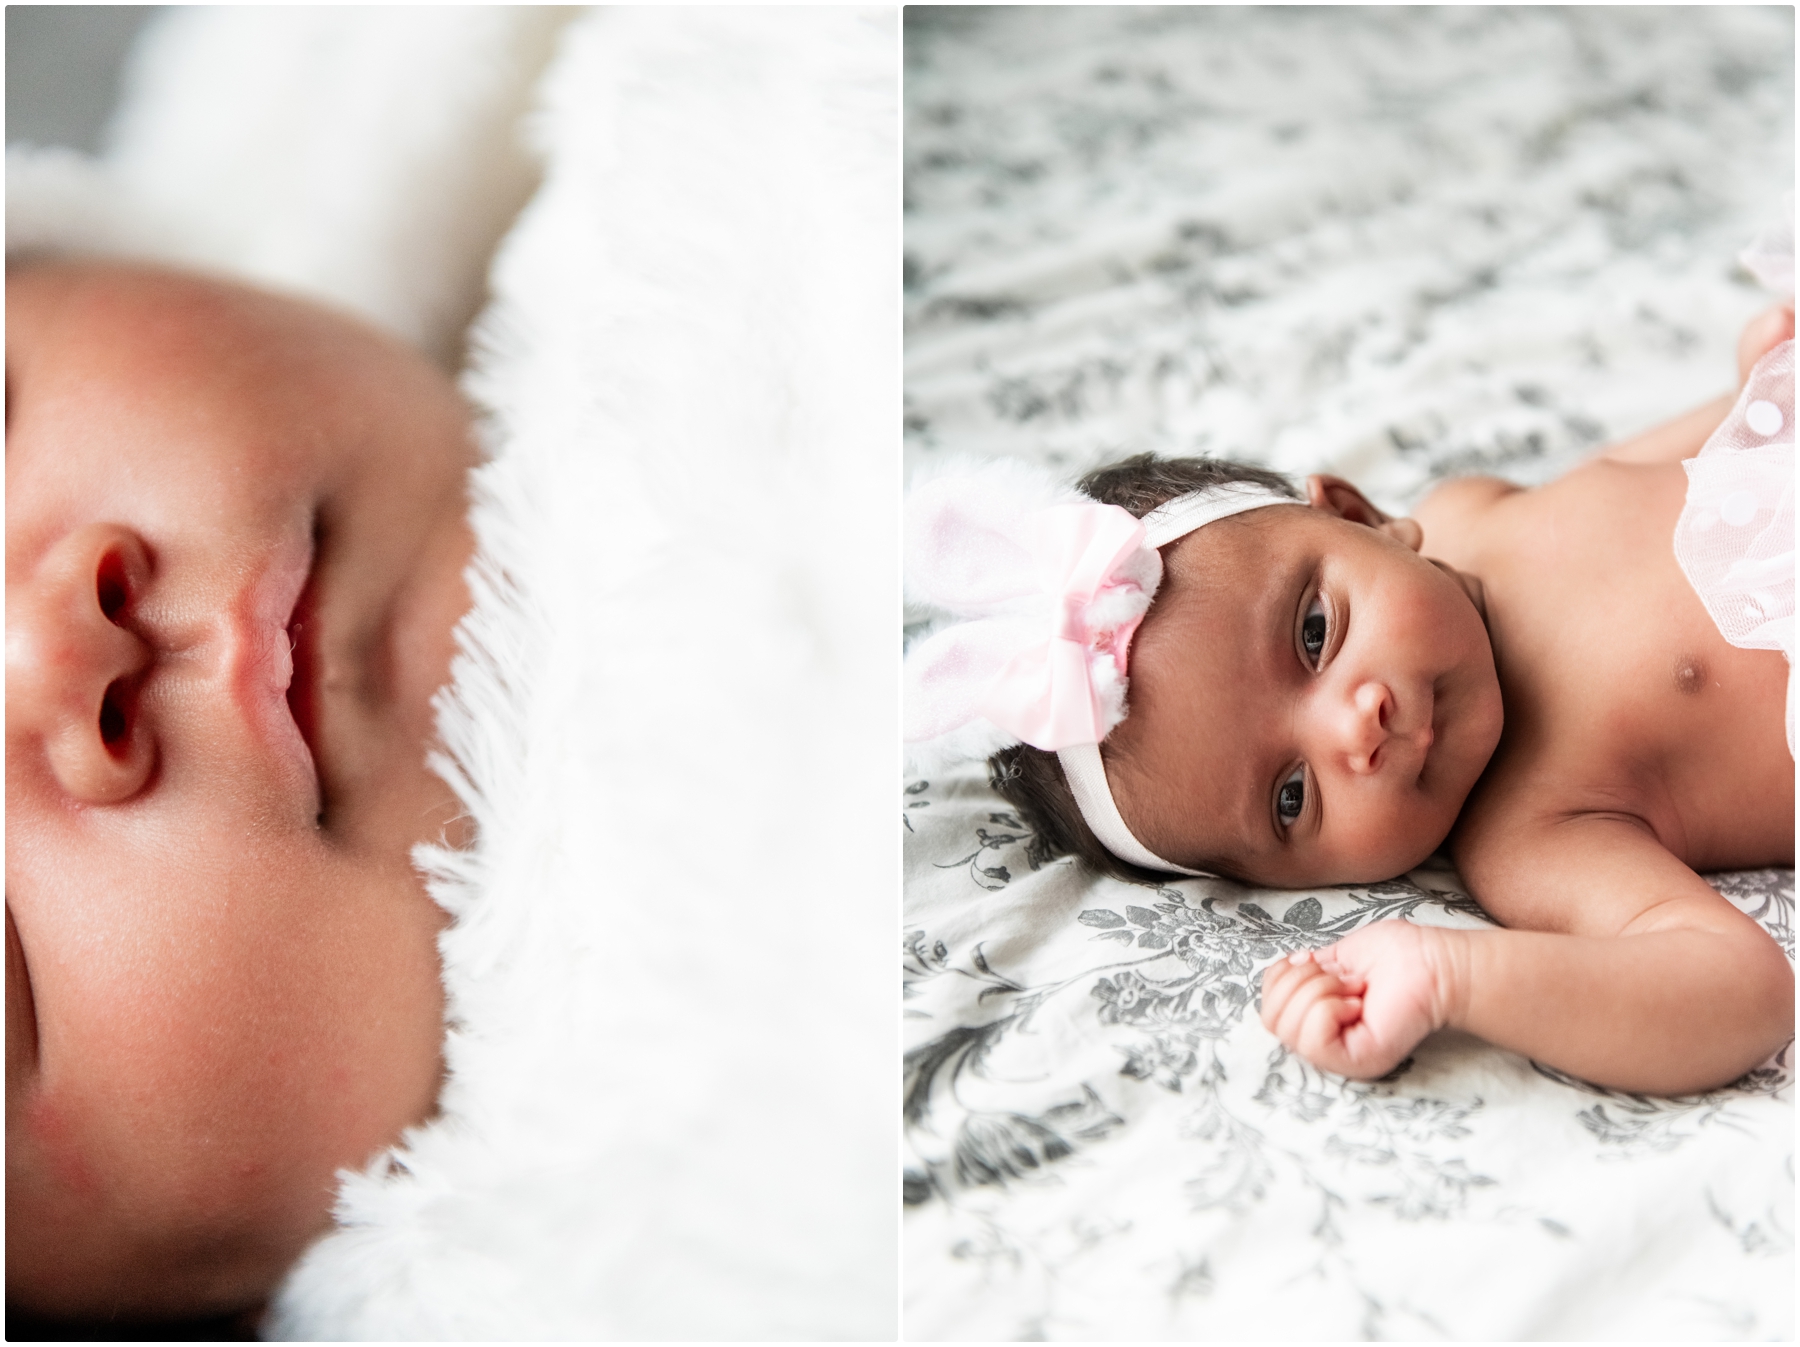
[6, 262, 474, 1318]
[1104, 487, 1503, 886]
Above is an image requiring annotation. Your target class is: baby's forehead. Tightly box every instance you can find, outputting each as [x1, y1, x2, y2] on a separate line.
[1121, 504, 1369, 771]
[1155, 502, 1401, 607]
[1113, 516, 1318, 835]
[10, 262, 324, 384]
[1152, 505, 1319, 619]
[6, 262, 430, 489]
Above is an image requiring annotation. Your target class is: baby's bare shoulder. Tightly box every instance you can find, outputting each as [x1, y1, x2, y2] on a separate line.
[1450, 782, 1738, 937]
[1414, 474, 1519, 523]
[1412, 475, 1520, 562]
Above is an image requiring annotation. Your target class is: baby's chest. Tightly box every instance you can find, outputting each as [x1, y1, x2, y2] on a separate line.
[1482, 471, 1792, 865]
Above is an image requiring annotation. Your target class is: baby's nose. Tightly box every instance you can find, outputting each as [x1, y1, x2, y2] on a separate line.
[6, 524, 156, 803]
[1337, 679, 1393, 775]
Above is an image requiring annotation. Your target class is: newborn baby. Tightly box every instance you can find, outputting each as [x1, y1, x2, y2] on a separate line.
[1254, 308, 1794, 1094]
[908, 306, 1793, 1098]
[7, 261, 474, 1322]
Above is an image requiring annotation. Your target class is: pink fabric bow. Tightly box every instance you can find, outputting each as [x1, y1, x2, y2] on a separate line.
[906, 471, 1160, 752]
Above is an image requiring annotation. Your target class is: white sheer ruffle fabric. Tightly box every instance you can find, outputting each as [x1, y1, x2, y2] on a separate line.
[1674, 210, 1794, 755]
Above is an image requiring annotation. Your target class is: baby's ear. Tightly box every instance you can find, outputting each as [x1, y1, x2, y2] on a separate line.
[1304, 474, 1422, 552]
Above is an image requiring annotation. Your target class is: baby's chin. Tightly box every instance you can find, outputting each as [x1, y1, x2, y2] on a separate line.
[26, 911, 437, 1326]
[1240, 837, 1449, 890]
[6, 1151, 311, 1327]
[1326, 826, 1456, 887]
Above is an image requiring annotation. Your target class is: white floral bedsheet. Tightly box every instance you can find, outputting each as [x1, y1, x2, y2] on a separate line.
[903, 7, 1794, 1339]
[905, 767, 1791, 1339]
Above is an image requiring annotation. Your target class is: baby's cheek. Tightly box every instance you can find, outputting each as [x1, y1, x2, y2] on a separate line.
[1337, 797, 1449, 883]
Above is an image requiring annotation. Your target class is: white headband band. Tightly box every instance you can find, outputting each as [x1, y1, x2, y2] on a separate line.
[903, 466, 1297, 877]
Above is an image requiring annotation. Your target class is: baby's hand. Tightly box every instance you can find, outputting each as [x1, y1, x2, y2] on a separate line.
[1258, 921, 1451, 1080]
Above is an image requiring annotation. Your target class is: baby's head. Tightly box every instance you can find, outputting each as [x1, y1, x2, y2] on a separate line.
[954, 455, 1503, 888]
[6, 261, 474, 1322]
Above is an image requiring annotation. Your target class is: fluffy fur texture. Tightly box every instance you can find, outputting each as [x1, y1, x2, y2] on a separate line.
[271, 9, 898, 1338]
[903, 492, 1152, 766]
[9, 7, 566, 368]
[11, 7, 897, 1337]
[901, 453, 1164, 777]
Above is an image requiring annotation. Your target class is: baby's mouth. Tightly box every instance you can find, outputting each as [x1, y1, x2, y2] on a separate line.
[1410, 682, 1441, 787]
[285, 562, 322, 785]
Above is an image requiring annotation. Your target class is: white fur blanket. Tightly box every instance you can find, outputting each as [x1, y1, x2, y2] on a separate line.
[904, 8, 1792, 1340]
[10, 7, 897, 1338]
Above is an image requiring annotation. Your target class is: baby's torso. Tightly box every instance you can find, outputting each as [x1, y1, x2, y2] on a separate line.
[1425, 458, 1793, 872]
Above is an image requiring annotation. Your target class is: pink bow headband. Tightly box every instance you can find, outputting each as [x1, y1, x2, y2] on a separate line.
[904, 461, 1296, 876]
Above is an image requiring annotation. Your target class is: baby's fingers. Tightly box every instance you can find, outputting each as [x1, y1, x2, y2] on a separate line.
[1295, 992, 1364, 1068]
[1333, 1016, 1415, 1081]
[1267, 961, 1352, 1049]
[1259, 951, 1325, 1030]
[1313, 946, 1367, 994]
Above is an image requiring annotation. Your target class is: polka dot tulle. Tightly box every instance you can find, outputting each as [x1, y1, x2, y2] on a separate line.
[1674, 336, 1794, 754]
[1746, 399, 1785, 437]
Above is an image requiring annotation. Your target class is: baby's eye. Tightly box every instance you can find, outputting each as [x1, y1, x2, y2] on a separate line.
[1300, 595, 1327, 666]
[1277, 766, 1306, 825]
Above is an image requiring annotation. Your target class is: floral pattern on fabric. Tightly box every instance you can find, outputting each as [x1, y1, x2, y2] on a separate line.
[904, 766, 1793, 1339]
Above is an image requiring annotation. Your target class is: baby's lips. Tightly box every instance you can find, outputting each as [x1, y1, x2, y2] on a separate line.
[233, 531, 321, 802]
[282, 567, 328, 794]
[1394, 687, 1438, 780]
[272, 624, 295, 693]
[1404, 727, 1432, 777]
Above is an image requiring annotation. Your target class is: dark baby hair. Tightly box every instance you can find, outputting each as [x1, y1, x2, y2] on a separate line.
[986, 454, 1300, 885]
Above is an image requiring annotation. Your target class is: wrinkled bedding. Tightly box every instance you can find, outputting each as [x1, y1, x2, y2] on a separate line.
[903, 8, 1794, 1339]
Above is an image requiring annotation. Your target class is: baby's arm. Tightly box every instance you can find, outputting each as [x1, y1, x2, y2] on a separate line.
[1597, 304, 1792, 466]
[1261, 818, 1793, 1093]
[1415, 306, 1793, 533]
[1594, 395, 1734, 466]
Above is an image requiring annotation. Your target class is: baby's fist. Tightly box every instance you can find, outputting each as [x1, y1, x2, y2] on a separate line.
[1259, 921, 1452, 1080]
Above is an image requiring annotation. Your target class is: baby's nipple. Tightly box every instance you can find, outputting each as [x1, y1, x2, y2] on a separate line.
[1673, 655, 1707, 696]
